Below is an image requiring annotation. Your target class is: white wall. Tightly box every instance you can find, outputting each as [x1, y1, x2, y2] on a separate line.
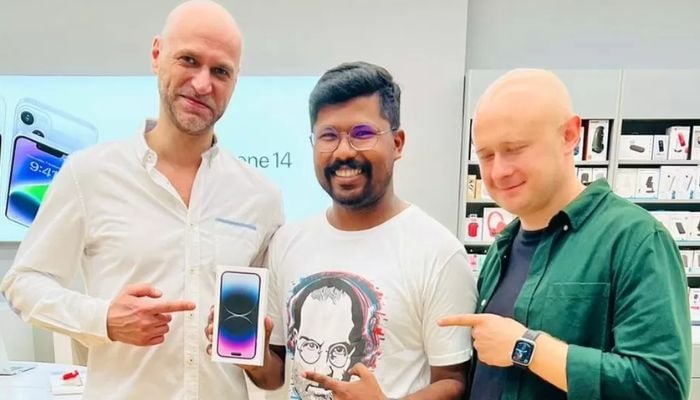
[466, 0, 700, 69]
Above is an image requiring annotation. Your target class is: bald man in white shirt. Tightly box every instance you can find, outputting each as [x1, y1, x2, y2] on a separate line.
[0, 1, 283, 399]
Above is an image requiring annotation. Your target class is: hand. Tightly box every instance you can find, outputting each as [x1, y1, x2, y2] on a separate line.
[205, 306, 275, 373]
[438, 313, 527, 367]
[107, 283, 196, 346]
[302, 363, 387, 400]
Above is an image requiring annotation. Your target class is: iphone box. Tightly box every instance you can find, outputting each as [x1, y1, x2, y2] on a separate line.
[667, 126, 690, 160]
[618, 135, 653, 161]
[585, 120, 609, 161]
[212, 265, 268, 366]
[691, 127, 700, 161]
[653, 135, 669, 160]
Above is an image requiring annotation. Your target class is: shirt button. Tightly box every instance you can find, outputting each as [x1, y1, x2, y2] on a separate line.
[563, 225, 569, 231]
[480, 299, 486, 307]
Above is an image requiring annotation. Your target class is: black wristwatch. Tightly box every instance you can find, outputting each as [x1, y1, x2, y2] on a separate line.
[511, 329, 541, 368]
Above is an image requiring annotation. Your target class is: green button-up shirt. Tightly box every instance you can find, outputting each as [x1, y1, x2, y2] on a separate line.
[475, 180, 691, 399]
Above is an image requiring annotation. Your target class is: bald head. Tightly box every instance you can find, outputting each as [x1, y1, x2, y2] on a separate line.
[159, 0, 242, 70]
[474, 69, 573, 131]
[471, 69, 583, 229]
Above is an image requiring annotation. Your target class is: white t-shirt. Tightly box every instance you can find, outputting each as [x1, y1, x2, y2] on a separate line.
[269, 205, 477, 400]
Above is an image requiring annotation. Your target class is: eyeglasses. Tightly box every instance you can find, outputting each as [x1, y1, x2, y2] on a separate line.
[309, 124, 394, 153]
[297, 338, 354, 368]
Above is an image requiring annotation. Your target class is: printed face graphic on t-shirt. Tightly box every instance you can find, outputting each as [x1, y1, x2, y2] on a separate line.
[287, 272, 384, 400]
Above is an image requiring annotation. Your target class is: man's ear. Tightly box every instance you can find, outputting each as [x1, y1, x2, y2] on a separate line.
[563, 115, 582, 155]
[151, 36, 162, 74]
[393, 129, 405, 160]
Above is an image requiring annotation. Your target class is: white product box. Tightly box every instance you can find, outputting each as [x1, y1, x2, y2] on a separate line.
[691, 126, 700, 161]
[464, 214, 483, 242]
[573, 126, 585, 162]
[653, 135, 669, 160]
[635, 169, 660, 199]
[673, 166, 696, 200]
[689, 213, 700, 240]
[469, 132, 477, 161]
[680, 250, 694, 273]
[466, 175, 476, 200]
[577, 168, 593, 186]
[613, 168, 638, 198]
[212, 266, 268, 366]
[690, 289, 700, 323]
[618, 135, 654, 161]
[585, 120, 609, 161]
[667, 126, 690, 160]
[668, 213, 689, 241]
[592, 168, 608, 182]
[466, 253, 487, 274]
[483, 208, 513, 242]
[693, 250, 700, 273]
[658, 166, 678, 200]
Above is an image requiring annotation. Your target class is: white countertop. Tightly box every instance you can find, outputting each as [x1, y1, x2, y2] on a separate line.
[0, 362, 84, 400]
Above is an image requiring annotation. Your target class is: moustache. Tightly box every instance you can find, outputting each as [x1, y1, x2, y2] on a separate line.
[324, 159, 371, 178]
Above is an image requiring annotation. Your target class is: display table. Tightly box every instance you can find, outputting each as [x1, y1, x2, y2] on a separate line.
[0, 362, 84, 399]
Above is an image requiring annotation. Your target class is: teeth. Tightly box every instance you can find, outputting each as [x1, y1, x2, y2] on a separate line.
[335, 168, 362, 178]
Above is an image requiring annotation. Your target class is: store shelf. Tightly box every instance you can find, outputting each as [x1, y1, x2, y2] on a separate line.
[618, 160, 700, 166]
[688, 273, 700, 278]
[463, 241, 493, 247]
[466, 199, 496, 205]
[678, 241, 700, 247]
[468, 161, 480, 166]
[631, 199, 700, 204]
[575, 161, 609, 166]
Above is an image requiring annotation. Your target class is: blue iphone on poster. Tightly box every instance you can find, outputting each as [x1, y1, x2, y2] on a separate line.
[6, 135, 66, 226]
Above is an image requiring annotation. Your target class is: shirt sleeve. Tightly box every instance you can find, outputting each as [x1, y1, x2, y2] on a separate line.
[422, 249, 478, 366]
[566, 229, 691, 399]
[0, 159, 111, 347]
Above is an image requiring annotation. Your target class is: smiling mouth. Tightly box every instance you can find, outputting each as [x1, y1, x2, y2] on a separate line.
[334, 168, 362, 178]
[180, 95, 211, 111]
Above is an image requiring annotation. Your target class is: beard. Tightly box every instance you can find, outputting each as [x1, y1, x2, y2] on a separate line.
[159, 79, 222, 135]
[321, 159, 390, 210]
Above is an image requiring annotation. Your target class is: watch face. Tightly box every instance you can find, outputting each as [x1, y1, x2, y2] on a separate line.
[512, 340, 535, 365]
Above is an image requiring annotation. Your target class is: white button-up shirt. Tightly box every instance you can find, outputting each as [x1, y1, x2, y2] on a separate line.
[1, 121, 284, 399]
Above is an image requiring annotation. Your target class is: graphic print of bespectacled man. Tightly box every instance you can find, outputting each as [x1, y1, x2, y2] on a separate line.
[286, 272, 384, 400]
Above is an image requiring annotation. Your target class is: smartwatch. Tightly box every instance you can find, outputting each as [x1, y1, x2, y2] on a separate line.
[511, 329, 541, 368]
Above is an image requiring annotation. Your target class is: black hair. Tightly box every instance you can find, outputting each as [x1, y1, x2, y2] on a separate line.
[309, 61, 401, 130]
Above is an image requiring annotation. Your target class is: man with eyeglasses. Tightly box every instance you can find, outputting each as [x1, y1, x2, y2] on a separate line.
[206, 61, 477, 399]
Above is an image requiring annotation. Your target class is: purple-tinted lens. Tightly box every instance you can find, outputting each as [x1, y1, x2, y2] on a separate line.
[349, 125, 378, 140]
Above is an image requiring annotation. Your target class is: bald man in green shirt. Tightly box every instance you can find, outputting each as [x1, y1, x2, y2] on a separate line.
[440, 69, 691, 400]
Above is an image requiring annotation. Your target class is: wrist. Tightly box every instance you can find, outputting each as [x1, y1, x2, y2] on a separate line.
[511, 329, 541, 368]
